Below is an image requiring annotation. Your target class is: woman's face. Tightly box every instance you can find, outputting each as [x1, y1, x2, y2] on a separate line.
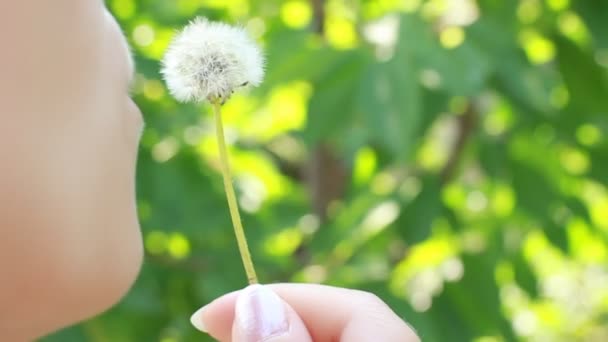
[0, 7, 144, 339]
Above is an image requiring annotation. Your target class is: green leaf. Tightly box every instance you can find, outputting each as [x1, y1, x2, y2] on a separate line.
[357, 15, 425, 159]
[509, 160, 570, 251]
[395, 177, 442, 244]
[574, 0, 608, 49]
[430, 253, 515, 340]
[512, 251, 539, 298]
[543, 218, 570, 254]
[555, 35, 608, 114]
[304, 50, 370, 145]
[479, 137, 509, 178]
[263, 30, 348, 88]
[509, 160, 557, 217]
[409, 21, 492, 96]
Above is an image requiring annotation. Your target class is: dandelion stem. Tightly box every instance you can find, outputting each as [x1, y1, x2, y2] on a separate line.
[212, 100, 258, 284]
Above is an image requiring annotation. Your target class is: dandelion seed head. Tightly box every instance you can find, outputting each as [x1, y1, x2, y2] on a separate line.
[161, 18, 265, 103]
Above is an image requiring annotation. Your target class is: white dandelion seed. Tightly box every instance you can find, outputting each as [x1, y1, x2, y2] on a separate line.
[161, 17, 265, 103]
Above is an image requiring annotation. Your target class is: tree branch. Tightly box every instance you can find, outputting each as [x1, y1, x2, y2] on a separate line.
[440, 103, 477, 184]
[303, 0, 347, 222]
[311, 0, 325, 33]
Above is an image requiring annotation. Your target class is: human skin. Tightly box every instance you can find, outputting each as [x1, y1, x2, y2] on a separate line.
[0, 1, 143, 339]
[193, 283, 421, 342]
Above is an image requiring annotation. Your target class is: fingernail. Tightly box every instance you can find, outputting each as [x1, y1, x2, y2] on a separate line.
[235, 284, 289, 342]
[190, 306, 208, 332]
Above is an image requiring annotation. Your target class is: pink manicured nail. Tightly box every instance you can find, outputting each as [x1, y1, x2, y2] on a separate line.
[234, 284, 289, 342]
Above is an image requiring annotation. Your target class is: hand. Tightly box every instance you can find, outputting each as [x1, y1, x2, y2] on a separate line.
[190, 283, 420, 342]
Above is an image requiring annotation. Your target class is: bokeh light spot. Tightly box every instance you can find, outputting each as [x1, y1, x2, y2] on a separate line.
[167, 233, 191, 260]
[111, 0, 136, 20]
[546, 0, 569, 12]
[559, 146, 590, 175]
[145, 231, 168, 255]
[590, 198, 608, 231]
[484, 101, 514, 136]
[353, 147, 377, 186]
[411, 291, 432, 312]
[549, 85, 570, 109]
[495, 261, 515, 284]
[422, 0, 448, 20]
[492, 184, 516, 218]
[403, 0, 423, 13]
[419, 69, 442, 89]
[133, 24, 155, 47]
[246, 17, 266, 38]
[371, 172, 397, 195]
[440, 27, 465, 49]
[280, 0, 312, 29]
[466, 190, 488, 213]
[152, 137, 180, 163]
[326, 17, 358, 49]
[513, 310, 538, 336]
[143, 79, 165, 101]
[442, 182, 467, 210]
[576, 124, 601, 147]
[520, 30, 556, 64]
[264, 228, 302, 257]
[568, 218, 607, 263]
[440, 258, 464, 282]
[302, 265, 327, 283]
[557, 12, 589, 46]
[517, 0, 541, 24]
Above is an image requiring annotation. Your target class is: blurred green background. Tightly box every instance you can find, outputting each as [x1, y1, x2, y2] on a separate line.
[44, 0, 608, 341]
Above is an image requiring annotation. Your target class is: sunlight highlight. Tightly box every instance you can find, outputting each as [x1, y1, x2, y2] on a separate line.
[281, 0, 312, 29]
[133, 24, 155, 47]
[520, 30, 556, 65]
[167, 233, 191, 260]
[440, 27, 465, 49]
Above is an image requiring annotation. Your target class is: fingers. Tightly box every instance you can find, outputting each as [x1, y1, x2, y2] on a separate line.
[191, 285, 313, 342]
[191, 283, 419, 342]
[231, 285, 312, 342]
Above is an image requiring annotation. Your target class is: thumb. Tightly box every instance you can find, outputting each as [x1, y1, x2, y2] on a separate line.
[231, 284, 312, 342]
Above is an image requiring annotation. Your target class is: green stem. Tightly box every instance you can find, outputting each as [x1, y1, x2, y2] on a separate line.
[212, 100, 258, 284]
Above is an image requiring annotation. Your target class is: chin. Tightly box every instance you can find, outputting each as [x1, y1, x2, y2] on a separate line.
[24, 218, 143, 340]
[74, 220, 144, 320]
[55, 217, 144, 335]
[4, 216, 144, 341]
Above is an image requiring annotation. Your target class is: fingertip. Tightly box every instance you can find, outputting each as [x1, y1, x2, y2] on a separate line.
[190, 290, 240, 341]
[232, 284, 312, 342]
[190, 307, 208, 333]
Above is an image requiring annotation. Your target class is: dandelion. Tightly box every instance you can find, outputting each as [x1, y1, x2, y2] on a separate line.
[161, 18, 265, 284]
[161, 18, 264, 103]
